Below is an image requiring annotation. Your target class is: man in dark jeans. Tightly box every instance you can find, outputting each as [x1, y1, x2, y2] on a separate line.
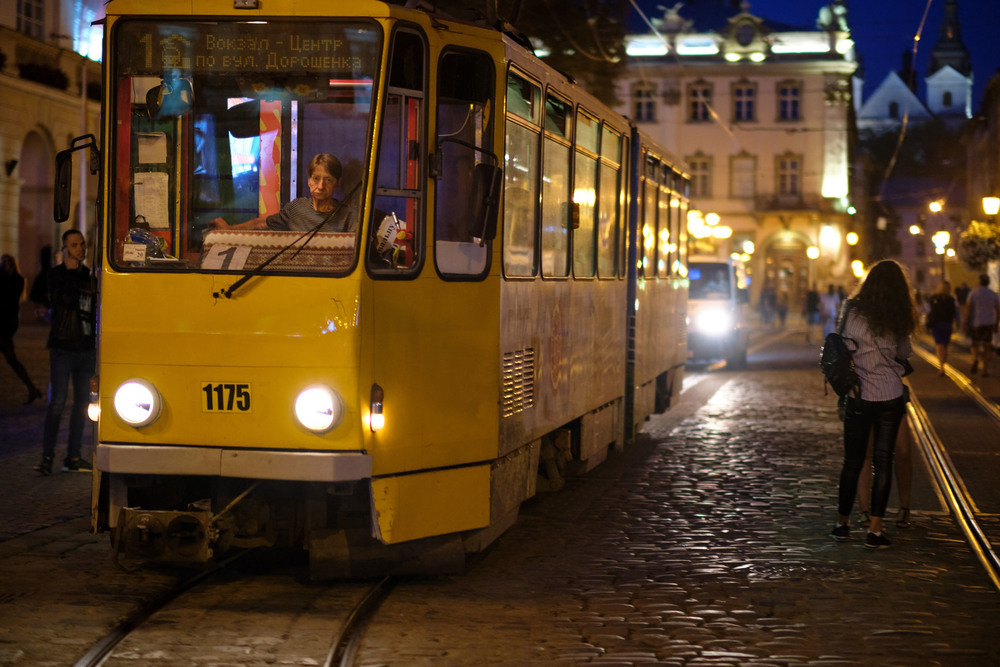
[34, 229, 96, 475]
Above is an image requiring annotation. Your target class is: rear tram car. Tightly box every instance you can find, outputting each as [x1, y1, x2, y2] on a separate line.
[62, 0, 690, 576]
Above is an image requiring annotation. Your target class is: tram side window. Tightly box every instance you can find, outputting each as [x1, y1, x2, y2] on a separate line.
[640, 156, 657, 278]
[597, 126, 621, 279]
[369, 29, 425, 275]
[503, 72, 541, 278]
[676, 176, 689, 276]
[434, 50, 495, 278]
[658, 175, 671, 277]
[618, 134, 630, 277]
[541, 94, 571, 278]
[573, 110, 598, 278]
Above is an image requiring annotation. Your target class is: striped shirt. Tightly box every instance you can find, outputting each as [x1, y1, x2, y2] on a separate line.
[840, 303, 911, 402]
[266, 197, 357, 233]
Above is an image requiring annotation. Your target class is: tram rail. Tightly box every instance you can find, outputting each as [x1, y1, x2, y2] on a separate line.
[72, 550, 253, 667]
[71, 551, 394, 667]
[907, 344, 1000, 592]
[323, 575, 397, 667]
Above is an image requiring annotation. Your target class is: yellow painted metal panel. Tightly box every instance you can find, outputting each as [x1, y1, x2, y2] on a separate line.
[99, 272, 361, 366]
[371, 465, 490, 544]
[98, 271, 365, 450]
[498, 278, 627, 450]
[365, 276, 501, 476]
[634, 276, 686, 386]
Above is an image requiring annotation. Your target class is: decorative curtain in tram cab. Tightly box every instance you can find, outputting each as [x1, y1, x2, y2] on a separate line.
[258, 101, 282, 219]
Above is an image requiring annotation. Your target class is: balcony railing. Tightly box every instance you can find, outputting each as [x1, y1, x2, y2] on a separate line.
[0, 26, 101, 100]
[754, 192, 836, 213]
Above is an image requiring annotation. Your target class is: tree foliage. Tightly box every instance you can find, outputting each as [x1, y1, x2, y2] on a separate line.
[957, 220, 1000, 269]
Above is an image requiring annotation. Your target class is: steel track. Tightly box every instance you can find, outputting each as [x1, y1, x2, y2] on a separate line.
[910, 344, 1000, 592]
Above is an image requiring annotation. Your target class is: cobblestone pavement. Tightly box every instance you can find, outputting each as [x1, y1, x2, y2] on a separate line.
[1, 321, 93, 542]
[2, 323, 1000, 665]
[359, 341, 1000, 666]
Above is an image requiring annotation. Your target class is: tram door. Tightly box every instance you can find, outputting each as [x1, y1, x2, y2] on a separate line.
[366, 31, 500, 479]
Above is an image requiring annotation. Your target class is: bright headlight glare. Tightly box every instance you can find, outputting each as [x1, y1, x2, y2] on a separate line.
[114, 379, 161, 427]
[695, 308, 733, 335]
[295, 385, 343, 433]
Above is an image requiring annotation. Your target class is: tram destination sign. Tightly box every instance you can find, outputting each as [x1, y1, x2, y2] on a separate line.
[116, 20, 378, 76]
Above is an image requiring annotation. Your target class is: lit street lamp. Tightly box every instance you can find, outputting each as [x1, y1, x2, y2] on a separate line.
[932, 230, 950, 280]
[983, 196, 1000, 217]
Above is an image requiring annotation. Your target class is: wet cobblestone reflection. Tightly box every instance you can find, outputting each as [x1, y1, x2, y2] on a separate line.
[361, 369, 1000, 666]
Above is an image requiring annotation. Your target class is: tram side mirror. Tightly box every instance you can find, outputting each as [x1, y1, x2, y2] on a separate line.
[565, 201, 581, 229]
[468, 163, 501, 242]
[53, 134, 101, 224]
[53, 148, 74, 223]
[223, 99, 262, 138]
[146, 74, 193, 119]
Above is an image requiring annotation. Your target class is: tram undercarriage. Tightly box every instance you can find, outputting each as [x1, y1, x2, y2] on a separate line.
[103, 437, 543, 579]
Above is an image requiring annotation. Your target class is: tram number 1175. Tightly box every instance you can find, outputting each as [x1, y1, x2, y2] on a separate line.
[201, 382, 252, 412]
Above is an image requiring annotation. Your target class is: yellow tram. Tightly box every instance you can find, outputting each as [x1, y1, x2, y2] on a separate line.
[60, 0, 690, 575]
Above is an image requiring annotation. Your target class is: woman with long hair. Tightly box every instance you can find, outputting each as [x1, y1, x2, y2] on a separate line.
[1, 254, 43, 404]
[830, 259, 917, 549]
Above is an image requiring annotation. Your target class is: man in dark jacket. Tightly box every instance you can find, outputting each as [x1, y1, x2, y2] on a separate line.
[34, 229, 96, 475]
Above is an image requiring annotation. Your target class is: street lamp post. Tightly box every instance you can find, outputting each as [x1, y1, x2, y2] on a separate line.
[931, 230, 950, 282]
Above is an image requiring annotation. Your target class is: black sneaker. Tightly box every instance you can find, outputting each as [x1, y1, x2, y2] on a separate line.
[34, 456, 53, 476]
[830, 524, 850, 541]
[61, 457, 93, 473]
[865, 532, 892, 549]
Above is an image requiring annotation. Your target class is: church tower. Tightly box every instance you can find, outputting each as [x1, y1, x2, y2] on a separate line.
[926, 0, 972, 121]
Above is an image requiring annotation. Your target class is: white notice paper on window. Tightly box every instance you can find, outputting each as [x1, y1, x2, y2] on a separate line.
[137, 132, 167, 164]
[133, 172, 170, 229]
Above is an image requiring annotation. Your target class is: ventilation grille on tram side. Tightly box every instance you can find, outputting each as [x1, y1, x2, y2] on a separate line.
[502, 347, 535, 417]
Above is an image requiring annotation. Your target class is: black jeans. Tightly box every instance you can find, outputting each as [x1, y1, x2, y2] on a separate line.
[837, 394, 907, 519]
[42, 348, 96, 460]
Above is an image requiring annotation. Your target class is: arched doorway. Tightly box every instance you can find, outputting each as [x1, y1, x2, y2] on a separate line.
[17, 131, 54, 318]
[761, 232, 810, 319]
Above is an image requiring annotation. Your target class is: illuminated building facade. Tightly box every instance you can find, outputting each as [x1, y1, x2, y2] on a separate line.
[0, 0, 102, 315]
[617, 2, 858, 309]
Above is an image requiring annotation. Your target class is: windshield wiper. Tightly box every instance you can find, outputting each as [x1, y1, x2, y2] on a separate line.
[213, 181, 361, 299]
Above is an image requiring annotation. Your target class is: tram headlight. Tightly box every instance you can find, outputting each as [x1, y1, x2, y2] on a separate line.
[693, 308, 733, 335]
[294, 384, 343, 433]
[113, 378, 162, 428]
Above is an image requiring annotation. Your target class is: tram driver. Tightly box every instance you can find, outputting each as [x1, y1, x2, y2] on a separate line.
[207, 153, 357, 234]
[704, 268, 729, 296]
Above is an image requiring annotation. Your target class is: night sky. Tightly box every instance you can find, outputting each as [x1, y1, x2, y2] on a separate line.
[629, 0, 1000, 112]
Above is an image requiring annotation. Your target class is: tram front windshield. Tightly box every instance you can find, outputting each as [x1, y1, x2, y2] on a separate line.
[108, 19, 380, 276]
[688, 263, 733, 300]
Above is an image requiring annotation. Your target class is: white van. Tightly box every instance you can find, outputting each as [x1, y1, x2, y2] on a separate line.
[686, 256, 751, 367]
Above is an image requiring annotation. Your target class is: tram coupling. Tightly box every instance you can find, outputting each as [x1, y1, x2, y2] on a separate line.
[115, 508, 218, 564]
